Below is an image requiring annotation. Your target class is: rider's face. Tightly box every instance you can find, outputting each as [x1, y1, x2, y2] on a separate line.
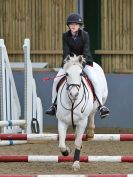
[68, 23, 80, 33]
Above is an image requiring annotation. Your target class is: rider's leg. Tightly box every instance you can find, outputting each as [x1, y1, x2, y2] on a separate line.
[45, 68, 65, 115]
[83, 65, 110, 118]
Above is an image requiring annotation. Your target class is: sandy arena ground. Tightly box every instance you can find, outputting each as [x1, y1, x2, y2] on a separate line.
[0, 128, 133, 175]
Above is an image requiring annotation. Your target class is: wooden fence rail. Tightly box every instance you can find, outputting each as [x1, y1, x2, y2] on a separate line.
[100, 0, 133, 73]
[0, 0, 76, 67]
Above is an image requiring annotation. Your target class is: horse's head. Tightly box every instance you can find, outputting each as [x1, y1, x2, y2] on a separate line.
[63, 55, 85, 101]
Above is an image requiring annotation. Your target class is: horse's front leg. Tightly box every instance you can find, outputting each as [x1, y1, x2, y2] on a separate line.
[87, 112, 95, 139]
[72, 119, 87, 171]
[58, 120, 70, 156]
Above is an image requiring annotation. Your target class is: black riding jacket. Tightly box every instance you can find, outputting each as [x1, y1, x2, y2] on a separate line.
[62, 29, 93, 65]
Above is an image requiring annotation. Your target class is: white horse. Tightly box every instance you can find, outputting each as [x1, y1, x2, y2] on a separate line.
[56, 55, 108, 171]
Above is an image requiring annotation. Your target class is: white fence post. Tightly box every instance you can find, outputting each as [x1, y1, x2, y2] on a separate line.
[0, 38, 43, 134]
[23, 38, 43, 134]
[23, 39, 32, 133]
[0, 39, 23, 133]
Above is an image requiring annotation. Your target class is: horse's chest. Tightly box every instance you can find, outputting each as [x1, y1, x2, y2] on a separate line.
[56, 109, 85, 124]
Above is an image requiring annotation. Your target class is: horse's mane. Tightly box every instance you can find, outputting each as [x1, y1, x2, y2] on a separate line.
[63, 55, 85, 70]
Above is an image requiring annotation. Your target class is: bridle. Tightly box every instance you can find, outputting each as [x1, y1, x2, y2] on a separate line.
[66, 83, 80, 92]
[60, 75, 89, 129]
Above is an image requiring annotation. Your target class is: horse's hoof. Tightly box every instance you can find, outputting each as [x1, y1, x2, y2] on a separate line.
[61, 150, 69, 156]
[72, 161, 80, 171]
[86, 128, 94, 140]
[60, 146, 70, 156]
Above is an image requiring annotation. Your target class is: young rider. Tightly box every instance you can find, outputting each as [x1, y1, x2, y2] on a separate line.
[46, 13, 110, 118]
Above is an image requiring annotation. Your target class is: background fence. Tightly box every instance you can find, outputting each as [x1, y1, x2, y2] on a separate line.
[95, 0, 133, 73]
[1, 0, 133, 72]
[0, 0, 76, 68]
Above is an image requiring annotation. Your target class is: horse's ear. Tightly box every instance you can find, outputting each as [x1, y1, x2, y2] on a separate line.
[65, 55, 70, 61]
[70, 52, 74, 57]
[78, 55, 84, 63]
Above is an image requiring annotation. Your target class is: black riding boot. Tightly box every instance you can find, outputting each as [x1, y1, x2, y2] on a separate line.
[45, 105, 56, 115]
[95, 95, 110, 118]
[45, 98, 57, 116]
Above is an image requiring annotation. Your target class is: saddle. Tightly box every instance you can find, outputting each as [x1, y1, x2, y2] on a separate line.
[56, 76, 66, 92]
[82, 74, 96, 101]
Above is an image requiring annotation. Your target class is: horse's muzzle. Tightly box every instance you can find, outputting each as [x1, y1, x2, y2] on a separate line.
[70, 91, 79, 100]
[67, 84, 80, 100]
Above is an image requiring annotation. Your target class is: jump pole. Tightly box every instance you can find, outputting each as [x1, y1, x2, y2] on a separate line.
[0, 155, 133, 162]
[0, 134, 133, 141]
[0, 140, 27, 146]
[0, 120, 26, 127]
[0, 175, 133, 177]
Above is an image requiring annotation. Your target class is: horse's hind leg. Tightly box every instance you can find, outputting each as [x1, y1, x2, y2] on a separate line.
[87, 112, 95, 139]
[58, 120, 70, 156]
[72, 119, 87, 171]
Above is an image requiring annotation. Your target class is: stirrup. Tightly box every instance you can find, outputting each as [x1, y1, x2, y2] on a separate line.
[99, 106, 110, 119]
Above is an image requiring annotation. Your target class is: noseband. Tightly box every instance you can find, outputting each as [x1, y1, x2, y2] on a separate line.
[66, 83, 80, 91]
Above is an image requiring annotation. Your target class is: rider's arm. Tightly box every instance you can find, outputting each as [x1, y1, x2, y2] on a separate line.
[82, 31, 93, 66]
[62, 33, 70, 67]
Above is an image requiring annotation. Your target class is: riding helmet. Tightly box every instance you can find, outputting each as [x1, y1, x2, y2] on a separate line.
[66, 13, 83, 25]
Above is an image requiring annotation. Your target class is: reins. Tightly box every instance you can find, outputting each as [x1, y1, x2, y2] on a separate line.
[59, 77, 89, 130]
[71, 103, 76, 129]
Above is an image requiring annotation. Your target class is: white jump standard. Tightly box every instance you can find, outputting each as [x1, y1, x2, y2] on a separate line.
[0, 38, 43, 134]
[0, 39, 22, 133]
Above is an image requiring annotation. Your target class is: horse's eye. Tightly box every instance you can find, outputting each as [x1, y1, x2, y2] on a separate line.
[80, 73, 83, 76]
[66, 72, 69, 76]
